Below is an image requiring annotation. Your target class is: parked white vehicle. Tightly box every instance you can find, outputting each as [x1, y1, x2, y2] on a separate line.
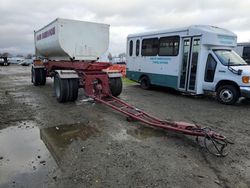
[126, 25, 250, 104]
[234, 42, 250, 64]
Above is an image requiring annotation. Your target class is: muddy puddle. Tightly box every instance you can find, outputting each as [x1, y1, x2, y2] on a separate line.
[111, 126, 166, 142]
[0, 121, 100, 187]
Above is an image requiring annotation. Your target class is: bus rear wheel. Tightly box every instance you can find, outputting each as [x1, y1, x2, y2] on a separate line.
[216, 85, 239, 105]
[140, 76, 151, 90]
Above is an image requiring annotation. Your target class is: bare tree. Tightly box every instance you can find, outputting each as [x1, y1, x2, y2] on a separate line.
[26, 54, 33, 59]
[118, 53, 126, 58]
[2, 52, 10, 57]
[107, 52, 113, 61]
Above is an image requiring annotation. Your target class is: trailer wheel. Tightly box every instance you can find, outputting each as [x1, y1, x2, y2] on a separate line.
[32, 67, 46, 86]
[140, 76, 151, 90]
[109, 77, 123, 97]
[39, 69, 46, 85]
[54, 74, 69, 103]
[68, 79, 79, 101]
[32, 67, 41, 86]
[216, 85, 239, 105]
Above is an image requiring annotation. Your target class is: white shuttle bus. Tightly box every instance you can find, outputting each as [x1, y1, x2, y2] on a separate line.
[126, 25, 250, 104]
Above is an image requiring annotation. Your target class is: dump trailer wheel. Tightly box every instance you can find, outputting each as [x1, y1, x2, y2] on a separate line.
[68, 78, 79, 101]
[140, 76, 151, 90]
[32, 67, 41, 86]
[54, 74, 69, 103]
[216, 84, 239, 105]
[39, 68, 46, 86]
[109, 77, 123, 97]
[32, 67, 46, 86]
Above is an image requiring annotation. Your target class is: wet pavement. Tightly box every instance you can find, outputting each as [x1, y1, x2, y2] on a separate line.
[1, 65, 250, 188]
[0, 121, 57, 187]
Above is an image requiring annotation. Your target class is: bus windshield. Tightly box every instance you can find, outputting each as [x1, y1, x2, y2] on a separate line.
[213, 49, 247, 66]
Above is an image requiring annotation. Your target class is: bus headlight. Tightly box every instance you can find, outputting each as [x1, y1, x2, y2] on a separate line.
[242, 76, 250, 83]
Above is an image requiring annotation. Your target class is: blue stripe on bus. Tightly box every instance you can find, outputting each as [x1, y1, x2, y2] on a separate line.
[126, 70, 178, 89]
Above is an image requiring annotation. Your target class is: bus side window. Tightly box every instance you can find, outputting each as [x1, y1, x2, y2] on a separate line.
[141, 38, 158, 56]
[136, 40, 140, 56]
[204, 54, 217, 82]
[243, 47, 250, 64]
[129, 40, 133, 56]
[159, 36, 180, 56]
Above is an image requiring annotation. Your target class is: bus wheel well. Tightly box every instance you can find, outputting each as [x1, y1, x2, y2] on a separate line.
[216, 80, 240, 92]
[139, 74, 149, 81]
[139, 75, 151, 90]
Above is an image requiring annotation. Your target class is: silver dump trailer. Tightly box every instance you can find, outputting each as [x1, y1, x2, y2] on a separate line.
[34, 18, 110, 61]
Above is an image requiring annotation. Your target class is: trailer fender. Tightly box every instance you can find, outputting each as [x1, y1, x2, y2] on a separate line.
[32, 64, 45, 69]
[107, 72, 122, 78]
[54, 70, 79, 79]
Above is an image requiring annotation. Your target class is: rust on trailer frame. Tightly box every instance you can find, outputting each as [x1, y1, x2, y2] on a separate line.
[36, 60, 232, 157]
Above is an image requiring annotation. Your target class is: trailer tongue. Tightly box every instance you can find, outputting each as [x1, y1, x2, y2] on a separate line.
[87, 74, 232, 157]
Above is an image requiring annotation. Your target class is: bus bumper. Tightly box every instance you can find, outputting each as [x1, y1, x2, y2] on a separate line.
[240, 86, 250, 98]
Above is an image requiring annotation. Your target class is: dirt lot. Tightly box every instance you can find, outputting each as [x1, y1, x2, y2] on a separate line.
[0, 65, 250, 188]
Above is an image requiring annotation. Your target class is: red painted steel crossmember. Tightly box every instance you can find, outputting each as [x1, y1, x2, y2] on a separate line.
[81, 71, 110, 98]
[44, 60, 112, 77]
[43, 60, 112, 97]
[93, 95, 232, 157]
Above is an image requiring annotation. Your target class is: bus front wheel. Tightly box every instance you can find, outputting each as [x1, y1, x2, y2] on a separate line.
[216, 85, 239, 105]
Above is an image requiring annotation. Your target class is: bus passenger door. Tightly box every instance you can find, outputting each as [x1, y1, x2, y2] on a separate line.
[178, 37, 200, 92]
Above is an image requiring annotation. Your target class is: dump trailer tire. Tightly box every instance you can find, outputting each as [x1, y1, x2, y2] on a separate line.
[68, 79, 79, 101]
[32, 67, 41, 86]
[54, 74, 69, 103]
[216, 84, 239, 105]
[32, 67, 46, 86]
[140, 76, 151, 90]
[39, 68, 46, 86]
[110, 77, 123, 97]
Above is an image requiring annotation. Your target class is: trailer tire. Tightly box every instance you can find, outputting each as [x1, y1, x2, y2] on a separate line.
[54, 74, 69, 103]
[39, 69, 46, 86]
[68, 79, 79, 101]
[110, 77, 123, 97]
[32, 67, 41, 86]
[32, 67, 46, 86]
[140, 76, 151, 90]
[216, 85, 239, 105]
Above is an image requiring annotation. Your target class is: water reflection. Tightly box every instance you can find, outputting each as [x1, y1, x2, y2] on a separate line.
[0, 121, 100, 187]
[40, 123, 100, 165]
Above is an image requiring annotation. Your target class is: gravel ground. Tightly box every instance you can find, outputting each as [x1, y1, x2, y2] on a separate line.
[0, 65, 250, 188]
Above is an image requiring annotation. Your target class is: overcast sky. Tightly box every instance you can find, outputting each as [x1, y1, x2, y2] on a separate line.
[0, 0, 250, 56]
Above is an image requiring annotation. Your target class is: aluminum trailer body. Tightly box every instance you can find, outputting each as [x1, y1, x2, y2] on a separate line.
[34, 18, 109, 61]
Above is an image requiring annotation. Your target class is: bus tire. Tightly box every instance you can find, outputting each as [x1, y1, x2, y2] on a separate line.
[54, 74, 69, 103]
[216, 85, 239, 105]
[110, 77, 123, 97]
[140, 76, 151, 90]
[68, 78, 79, 101]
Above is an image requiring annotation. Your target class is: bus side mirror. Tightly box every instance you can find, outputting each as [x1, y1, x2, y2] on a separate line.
[238, 69, 242, 75]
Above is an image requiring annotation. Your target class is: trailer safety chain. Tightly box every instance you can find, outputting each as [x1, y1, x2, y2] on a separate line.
[193, 127, 234, 157]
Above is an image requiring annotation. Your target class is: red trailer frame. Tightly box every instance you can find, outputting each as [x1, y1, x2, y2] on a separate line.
[32, 60, 232, 156]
